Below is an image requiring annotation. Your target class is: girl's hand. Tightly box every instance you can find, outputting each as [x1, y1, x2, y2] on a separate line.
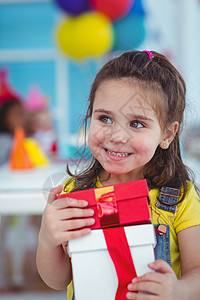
[126, 259, 179, 300]
[39, 185, 95, 248]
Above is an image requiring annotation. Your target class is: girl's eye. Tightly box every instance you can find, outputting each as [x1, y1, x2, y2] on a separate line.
[99, 115, 112, 124]
[130, 120, 145, 128]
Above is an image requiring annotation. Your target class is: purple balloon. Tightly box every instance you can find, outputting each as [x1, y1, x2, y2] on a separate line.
[55, 0, 89, 15]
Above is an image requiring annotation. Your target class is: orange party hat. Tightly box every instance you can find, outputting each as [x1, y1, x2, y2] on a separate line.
[9, 127, 33, 170]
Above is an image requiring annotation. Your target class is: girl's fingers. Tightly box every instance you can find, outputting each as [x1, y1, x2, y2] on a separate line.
[52, 227, 91, 246]
[59, 207, 94, 220]
[52, 197, 89, 209]
[130, 271, 164, 285]
[127, 261, 174, 291]
[62, 227, 91, 241]
[62, 217, 95, 231]
[148, 259, 175, 274]
[48, 185, 63, 204]
[126, 291, 154, 300]
[46, 189, 96, 244]
[127, 280, 161, 296]
[126, 260, 177, 299]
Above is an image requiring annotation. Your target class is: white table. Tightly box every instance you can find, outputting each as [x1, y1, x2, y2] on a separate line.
[0, 161, 70, 215]
[0, 156, 199, 216]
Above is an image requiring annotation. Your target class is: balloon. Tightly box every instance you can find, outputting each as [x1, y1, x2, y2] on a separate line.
[130, 0, 145, 16]
[54, 0, 89, 15]
[89, 0, 134, 21]
[56, 12, 114, 59]
[113, 14, 145, 51]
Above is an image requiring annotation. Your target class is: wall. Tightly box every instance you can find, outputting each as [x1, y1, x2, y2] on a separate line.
[0, 0, 98, 158]
[1, 0, 200, 157]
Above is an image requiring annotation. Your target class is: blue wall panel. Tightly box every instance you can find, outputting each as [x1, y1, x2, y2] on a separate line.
[0, 61, 55, 108]
[68, 60, 97, 134]
[0, 2, 57, 49]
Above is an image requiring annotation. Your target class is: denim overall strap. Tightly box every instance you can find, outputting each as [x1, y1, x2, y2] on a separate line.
[154, 183, 181, 266]
[156, 186, 180, 213]
[154, 224, 171, 265]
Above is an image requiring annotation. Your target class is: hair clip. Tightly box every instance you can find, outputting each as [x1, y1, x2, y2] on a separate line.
[143, 50, 153, 60]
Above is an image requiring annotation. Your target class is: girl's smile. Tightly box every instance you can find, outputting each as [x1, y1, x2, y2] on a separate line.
[88, 79, 166, 184]
[104, 148, 132, 160]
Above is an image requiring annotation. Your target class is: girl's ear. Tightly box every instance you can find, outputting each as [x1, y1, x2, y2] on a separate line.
[159, 121, 179, 149]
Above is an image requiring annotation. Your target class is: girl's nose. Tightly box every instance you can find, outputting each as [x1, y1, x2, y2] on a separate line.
[107, 124, 129, 144]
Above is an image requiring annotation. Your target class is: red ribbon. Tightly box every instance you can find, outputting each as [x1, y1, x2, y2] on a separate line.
[97, 191, 118, 217]
[95, 187, 137, 298]
[103, 227, 137, 300]
[96, 190, 120, 228]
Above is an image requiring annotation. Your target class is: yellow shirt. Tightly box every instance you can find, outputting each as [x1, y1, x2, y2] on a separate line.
[64, 179, 200, 299]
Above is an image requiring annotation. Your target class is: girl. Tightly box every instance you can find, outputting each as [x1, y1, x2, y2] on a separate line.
[0, 68, 25, 165]
[0, 97, 25, 165]
[37, 50, 200, 299]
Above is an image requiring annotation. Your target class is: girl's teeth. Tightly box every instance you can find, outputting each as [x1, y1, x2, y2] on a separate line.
[107, 149, 129, 157]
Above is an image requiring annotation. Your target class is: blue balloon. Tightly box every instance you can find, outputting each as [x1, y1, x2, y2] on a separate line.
[113, 14, 145, 51]
[130, 0, 145, 17]
[55, 0, 89, 15]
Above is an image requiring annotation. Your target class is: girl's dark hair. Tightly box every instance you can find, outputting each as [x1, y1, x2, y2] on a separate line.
[66, 50, 192, 202]
[0, 98, 21, 133]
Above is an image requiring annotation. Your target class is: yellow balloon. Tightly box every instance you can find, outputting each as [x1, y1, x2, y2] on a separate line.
[56, 12, 114, 59]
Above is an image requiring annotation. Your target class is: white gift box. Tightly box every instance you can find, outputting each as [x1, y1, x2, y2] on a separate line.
[68, 224, 156, 300]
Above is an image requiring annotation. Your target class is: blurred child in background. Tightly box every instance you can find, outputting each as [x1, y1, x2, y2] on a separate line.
[0, 70, 25, 165]
[25, 85, 57, 157]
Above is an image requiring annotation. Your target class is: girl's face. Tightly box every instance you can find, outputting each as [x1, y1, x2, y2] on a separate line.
[5, 103, 25, 133]
[88, 79, 169, 183]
